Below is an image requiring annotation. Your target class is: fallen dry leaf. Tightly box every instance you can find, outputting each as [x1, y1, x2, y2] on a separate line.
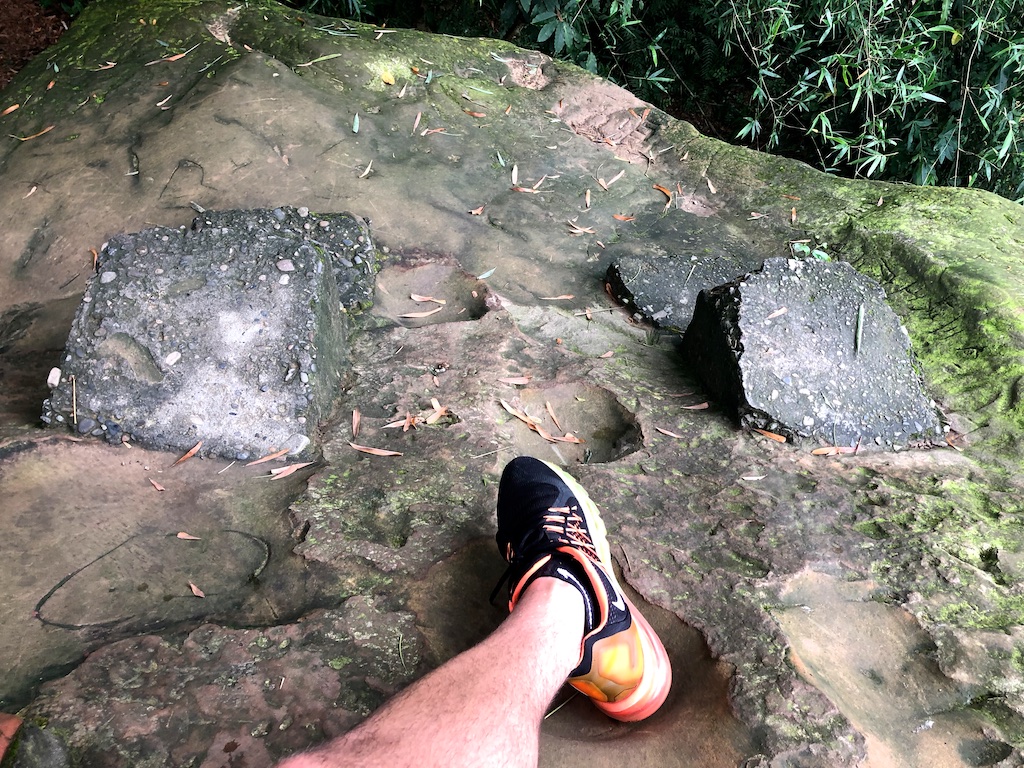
[172, 440, 202, 466]
[511, 186, 539, 194]
[607, 169, 625, 186]
[765, 307, 788, 320]
[270, 461, 316, 479]
[653, 183, 672, 201]
[752, 428, 787, 443]
[2, 103, 21, 116]
[551, 433, 585, 444]
[1, 712, 23, 761]
[176, 532, 201, 540]
[382, 70, 395, 85]
[599, 351, 615, 358]
[246, 447, 290, 466]
[585, 189, 591, 208]
[612, 214, 635, 222]
[498, 376, 531, 385]
[398, 306, 444, 318]
[10, 125, 54, 142]
[782, 194, 801, 201]
[706, 177, 717, 194]
[425, 399, 448, 425]
[349, 442, 403, 457]
[468, 205, 485, 215]
[410, 293, 446, 305]
[188, 582, 205, 598]
[545, 401, 562, 431]
[505, 104, 512, 115]
[412, 111, 421, 135]
[681, 402, 710, 410]
[791, 207, 797, 224]
[811, 445, 858, 456]
[421, 127, 446, 136]
[540, 294, 574, 300]
[148, 478, 166, 491]
[464, 109, 486, 118]
[655, 426, 685, 439]
[352, 408, 361, 438]
[511, 164, 518, 185]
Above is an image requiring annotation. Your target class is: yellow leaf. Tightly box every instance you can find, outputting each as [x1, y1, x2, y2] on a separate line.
[382, 70, 395, 85]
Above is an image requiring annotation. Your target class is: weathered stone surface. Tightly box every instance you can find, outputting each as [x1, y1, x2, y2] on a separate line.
[682, 257, 943, 448]
[3, 1, 1024, 767]
[41, 208, 378, 460]
[604, 211, 764, 332]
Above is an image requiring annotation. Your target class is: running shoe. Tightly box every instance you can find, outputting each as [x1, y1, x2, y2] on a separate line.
[492, 456, 671, 721]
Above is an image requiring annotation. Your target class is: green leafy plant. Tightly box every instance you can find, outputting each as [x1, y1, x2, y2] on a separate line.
[712, 0, 1024, 199]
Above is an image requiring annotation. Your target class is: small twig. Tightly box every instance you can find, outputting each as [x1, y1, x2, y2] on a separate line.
[71, 374, 78, 426]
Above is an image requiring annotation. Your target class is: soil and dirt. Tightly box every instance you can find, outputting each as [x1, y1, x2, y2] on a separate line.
[4, 2, 1024, 767]
[0, 0, 69, 91]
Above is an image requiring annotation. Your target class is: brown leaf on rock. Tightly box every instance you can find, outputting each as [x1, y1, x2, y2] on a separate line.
[681, 402, 710, 410]
[2, 104, 20, 116]
[246, 447, 290, 466]
[811, 445, 857, 456]
[540, 295, 574, 300]
[349, 442, 403, 457]
[655, 426, 685, 439]
[176, 532, 201, 540]
[172, 441, 202, 466]
[270, 461, 316, 479]
[410, 293, 446, 305]
[10, 125, 54, 142]
[498, 376, 532, 385]
[352, 408, 361, 438]
[188, 582, 205, 598]
[545, 401, 562, 431]
[149, 478, 166, 491]
[398, 306, 443, 318]
[464, 109, 486, 118]
[612, 214, 635, 221]
[468, 205, 485, 215]
[752, 428, 787, 443]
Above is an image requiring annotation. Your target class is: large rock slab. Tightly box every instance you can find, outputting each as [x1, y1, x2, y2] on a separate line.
[682, 257, 943, 448]
[41, 207, 378, 459]
[604, 211, 764, 332]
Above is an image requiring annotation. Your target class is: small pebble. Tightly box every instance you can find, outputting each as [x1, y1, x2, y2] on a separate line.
[297, 206, 309, 217]
[46, 367, 62, 388]
[276, 259, 295, 272]
[100, 271, 117, 284]
[165, 351, 182, 366]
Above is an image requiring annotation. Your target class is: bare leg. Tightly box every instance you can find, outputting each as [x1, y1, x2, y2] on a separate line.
[278, 577, 585, 768]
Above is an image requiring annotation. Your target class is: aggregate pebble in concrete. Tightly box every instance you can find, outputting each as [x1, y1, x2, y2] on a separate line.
[681, 257, 943, 448]
[42, 208, 380, 460]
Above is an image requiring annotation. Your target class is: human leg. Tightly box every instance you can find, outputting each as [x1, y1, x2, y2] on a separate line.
[278, 456, 671, 768]
[278, 576, 584, 768]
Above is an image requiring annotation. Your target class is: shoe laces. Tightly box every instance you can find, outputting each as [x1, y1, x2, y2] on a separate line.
[490, 503, 597, 604]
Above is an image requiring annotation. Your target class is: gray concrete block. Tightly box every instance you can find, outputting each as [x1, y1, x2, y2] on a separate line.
[681, 257, 944, 448]
[42, 208, 379, 460]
